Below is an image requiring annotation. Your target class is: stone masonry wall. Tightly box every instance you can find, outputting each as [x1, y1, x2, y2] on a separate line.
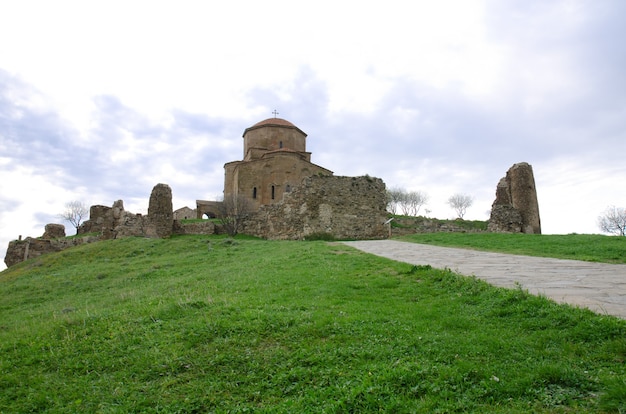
[172, 220, 216, 235]
[78, 200, 150, 239]
[241, 175, 388, 240]
[488, 162, 541, 234]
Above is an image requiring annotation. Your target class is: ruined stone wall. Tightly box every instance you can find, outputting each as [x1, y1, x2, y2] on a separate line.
[4, 177, 390, 267]
[488, 162, 541, 234]
[76, 183, 174, 240]
[42, 224, 66, 239]
[78, 204, 111, 235]
[4, 234, 100, 268]
[5, 184, 177, 267]
[241, 175, 388, 240]
[78, 200, 150, 239]
[488, 205, 523, 233]
[391, 217, 487, 235]
[4, 219, 214, 268]
[172, 220, 216, 235]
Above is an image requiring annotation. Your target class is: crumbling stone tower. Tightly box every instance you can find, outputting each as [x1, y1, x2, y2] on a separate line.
[148, 183, 173, 238]
[488, 162, 541, 234]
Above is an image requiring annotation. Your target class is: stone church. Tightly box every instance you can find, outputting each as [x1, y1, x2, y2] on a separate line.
[198, 116, 333, 217]
[2, 115, 390, 267]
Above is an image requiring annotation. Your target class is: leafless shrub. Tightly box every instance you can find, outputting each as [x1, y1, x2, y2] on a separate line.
[58, 201, 89, 232]
[217, 193, 254, 236]
[448, 193, 473, 219]
[597, 206, 626, 236]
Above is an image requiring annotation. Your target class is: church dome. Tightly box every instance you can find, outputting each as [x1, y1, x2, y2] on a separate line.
[243, 117, 307, 137]
[252, 117, 296, 128]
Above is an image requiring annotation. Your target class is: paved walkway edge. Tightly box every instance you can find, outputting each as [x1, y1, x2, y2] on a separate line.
[342, 240, 626, 319]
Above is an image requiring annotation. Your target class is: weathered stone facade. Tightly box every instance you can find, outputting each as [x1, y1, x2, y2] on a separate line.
[488, 162, 541, 234]
[221, 118, 333, 212]
[241, 175, 388, 240]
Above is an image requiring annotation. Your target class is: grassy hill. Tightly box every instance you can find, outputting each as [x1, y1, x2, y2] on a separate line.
[1, 234, 624, 413]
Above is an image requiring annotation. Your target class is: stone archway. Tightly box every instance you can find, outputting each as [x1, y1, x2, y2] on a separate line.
[196, 200, 222, 219]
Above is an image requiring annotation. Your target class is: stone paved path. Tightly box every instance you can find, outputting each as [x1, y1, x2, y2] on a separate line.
[342, 240, 626, 319]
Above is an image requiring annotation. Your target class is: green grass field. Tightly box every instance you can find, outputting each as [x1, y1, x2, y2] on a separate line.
[400, 232, 626, 264]
[1, 235, 624, 412]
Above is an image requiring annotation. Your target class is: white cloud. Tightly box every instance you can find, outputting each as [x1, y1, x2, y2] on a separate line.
[537, 157, 626, 234]
[0, 164, 74, 244]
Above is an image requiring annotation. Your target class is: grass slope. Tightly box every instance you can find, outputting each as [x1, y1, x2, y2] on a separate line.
[1, 235, 625, 413]
[399, 233, 626, 264]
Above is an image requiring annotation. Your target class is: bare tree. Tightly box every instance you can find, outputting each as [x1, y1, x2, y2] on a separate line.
[59, 201, 89, 232]
[398, 191, 412, 216]
[405, 191, 429, 216]
[597, 206, 626, 236]
[386, 187, 404, 215]
[448, 193, 473, 219]
[387, 187, 429, 217]
[217, 193, 254, 236]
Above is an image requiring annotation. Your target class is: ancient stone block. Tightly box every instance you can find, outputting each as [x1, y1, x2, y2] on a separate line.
[4, 238, 30, 267]
[42, 223, 66, 239]
[78, 205, 111, 235]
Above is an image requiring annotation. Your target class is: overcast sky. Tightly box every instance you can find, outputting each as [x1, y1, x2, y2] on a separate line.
[1, 0, 625, 269]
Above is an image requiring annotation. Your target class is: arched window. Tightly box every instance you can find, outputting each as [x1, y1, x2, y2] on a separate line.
[285, 184, 291, 193]
[252, 187, 257, 199]
[271, 185, 275, 200]
[279, 141, 283, 148]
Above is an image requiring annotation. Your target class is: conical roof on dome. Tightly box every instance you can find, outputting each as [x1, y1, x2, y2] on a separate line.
[243, 117, 307, 137]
